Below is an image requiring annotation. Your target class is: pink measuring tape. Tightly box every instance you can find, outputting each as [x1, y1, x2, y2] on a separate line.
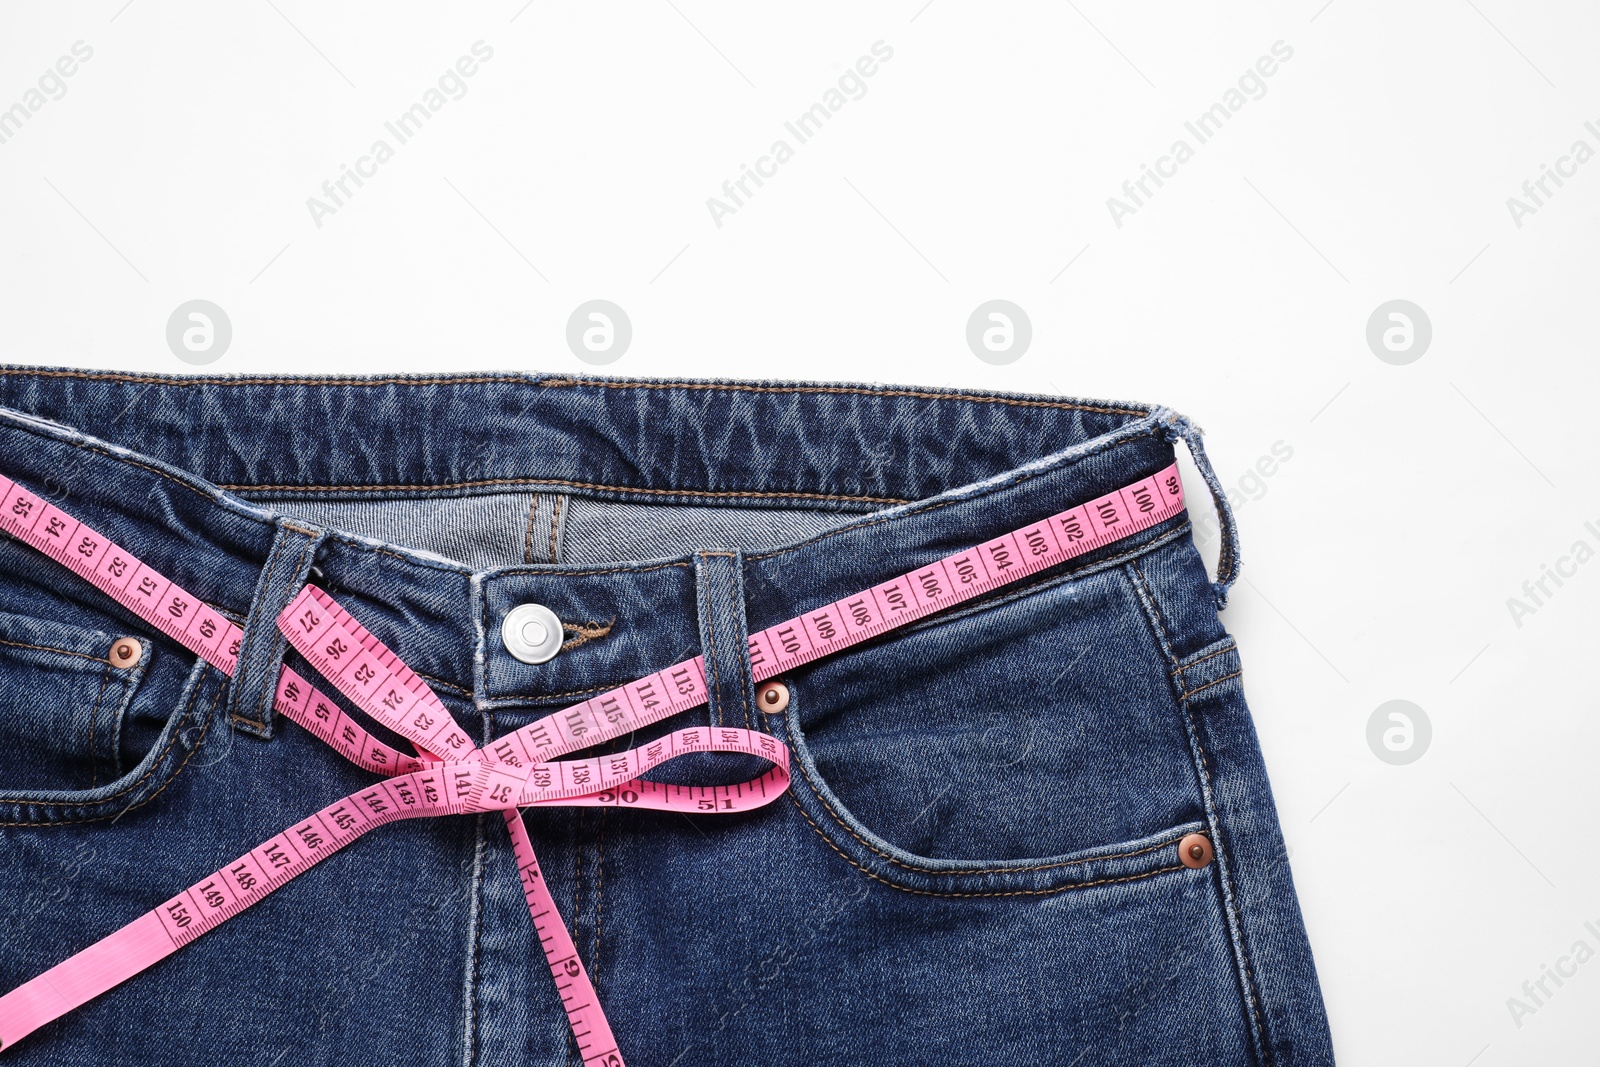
[0, 461, 1186, 1062]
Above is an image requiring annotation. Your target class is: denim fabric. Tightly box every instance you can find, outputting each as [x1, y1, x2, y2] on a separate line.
[0, 367, 1332, 1066]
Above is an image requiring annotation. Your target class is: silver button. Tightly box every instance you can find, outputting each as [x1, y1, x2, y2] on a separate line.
[501, 603, 565, 664]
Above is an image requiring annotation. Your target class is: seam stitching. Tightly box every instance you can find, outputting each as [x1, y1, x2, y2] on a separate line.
[416, 671, 472, 697]
[493, 559, 692, 579]
[1171, 641, 1238, 677]
[744, 428, 1165, 562]
[228, 477, 909, 505]
[787, 795, 1186, 897]
[4, 437, 218, 504]
[789, 722, 1183, 876]
[249, 535, 314, 728]
[0, 669, 207, 808]
[548, 494, 562, 564]
[393, 511, 1184, 711]
[523, 496, 539, 564]
[1130, 559, 1272, 1067]
[570, 810, 584, 1067]
[699, 557, 723, 729]
[594, 809, 605, 996]
[732, 564, 751, 731]
[466, 811, 485, 1067]
[1182, 671, 1243, 700]
[0, 636, 113, 664]
[0, 368, 1151, 417]
[878, 524, 1193, 642]
[0, 672, 220, 823]
[87, 663, 111, 787]
[559, 619, 614, 653]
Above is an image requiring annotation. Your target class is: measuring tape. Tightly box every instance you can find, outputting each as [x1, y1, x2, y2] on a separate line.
[0, 460, 1186, 1062]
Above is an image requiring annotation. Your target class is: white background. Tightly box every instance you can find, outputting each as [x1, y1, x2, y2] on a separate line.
[2, 2, 1597, 1062]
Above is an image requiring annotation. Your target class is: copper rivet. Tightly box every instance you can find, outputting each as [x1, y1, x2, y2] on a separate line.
[109, 638, 143, 669]
[1179, 832, 1214, 870]
[757, 681, 790, 715]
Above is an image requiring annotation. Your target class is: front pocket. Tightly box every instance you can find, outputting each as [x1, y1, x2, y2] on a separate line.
[0, 653, 224, 825]
[770, 557, 1207, 894]
[0, 610, 152, 792]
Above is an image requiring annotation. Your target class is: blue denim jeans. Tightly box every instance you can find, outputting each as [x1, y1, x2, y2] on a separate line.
[0, 368, 1334, 1066]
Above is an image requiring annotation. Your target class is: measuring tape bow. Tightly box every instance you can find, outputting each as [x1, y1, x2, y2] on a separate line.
[0, 460, 1185, 1062]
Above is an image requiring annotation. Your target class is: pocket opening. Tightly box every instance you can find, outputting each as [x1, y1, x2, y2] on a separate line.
[769, 557, 1210, 895]
[0, 655, 224, 824]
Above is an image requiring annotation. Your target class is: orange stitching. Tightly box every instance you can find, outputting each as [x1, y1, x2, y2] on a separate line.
[0, 370, 525, 387]
[744, 430, 1168, 562]
[1129, 561, 1176, 661]
[0, 367, 1151, 417]
[536, 378, 1148, 416]
[251, 535, 316, 727]
[1131, 559, 1272, 1065]
[416, 670, 472, 697]
[1170, 641, 1237, 677]
[87, 663, 111, 788]
[559, 620, 614, 653]
[594, 809, 606, 993]
[733, 571, 751, 732]
[6, 377, 1159, 560]
[478, 558, 692, 579]
[784, 703, 1190, 870]
[1182, 692, 1270, 1061]
[0, 673, 221, 823]
[1181, 670, 1242, 701]
[229, 476, 908, 505]
[882, 524, 1193, 643]
[0, 636, 113, 665]
[0, 669, 208, 807]
[791, 742, 1184, 876]
[487, 680, 623, 704]
[523, 496, 539, 565]
[700, 560, 723, 729]
[788, 796, 1186, 898]
[548, 494, 563, 564]
[1, 437, 218, 505]
[572, 808, 586, 1025]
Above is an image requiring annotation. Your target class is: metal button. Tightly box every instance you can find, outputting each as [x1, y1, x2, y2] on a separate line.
[757, 681, 790, 715]
[1179, 832, 1214, 869]
[501, 603, 565, 665]
[109, 637, 143, 669]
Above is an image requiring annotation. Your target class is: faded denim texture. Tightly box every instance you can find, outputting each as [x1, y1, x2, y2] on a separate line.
[0, 368, 1333, 1066]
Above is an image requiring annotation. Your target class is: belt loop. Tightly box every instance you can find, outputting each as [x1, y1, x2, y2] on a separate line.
[228, 519, 329, 739]
[1156, 409, 1241, 611]
[693, 549, 753, 730]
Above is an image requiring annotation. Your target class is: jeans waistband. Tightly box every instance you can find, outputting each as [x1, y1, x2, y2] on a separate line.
[0, 368, 1239, 724]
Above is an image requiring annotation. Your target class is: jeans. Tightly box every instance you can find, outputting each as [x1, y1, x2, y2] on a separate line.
[0, 367, 1334, 1066]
